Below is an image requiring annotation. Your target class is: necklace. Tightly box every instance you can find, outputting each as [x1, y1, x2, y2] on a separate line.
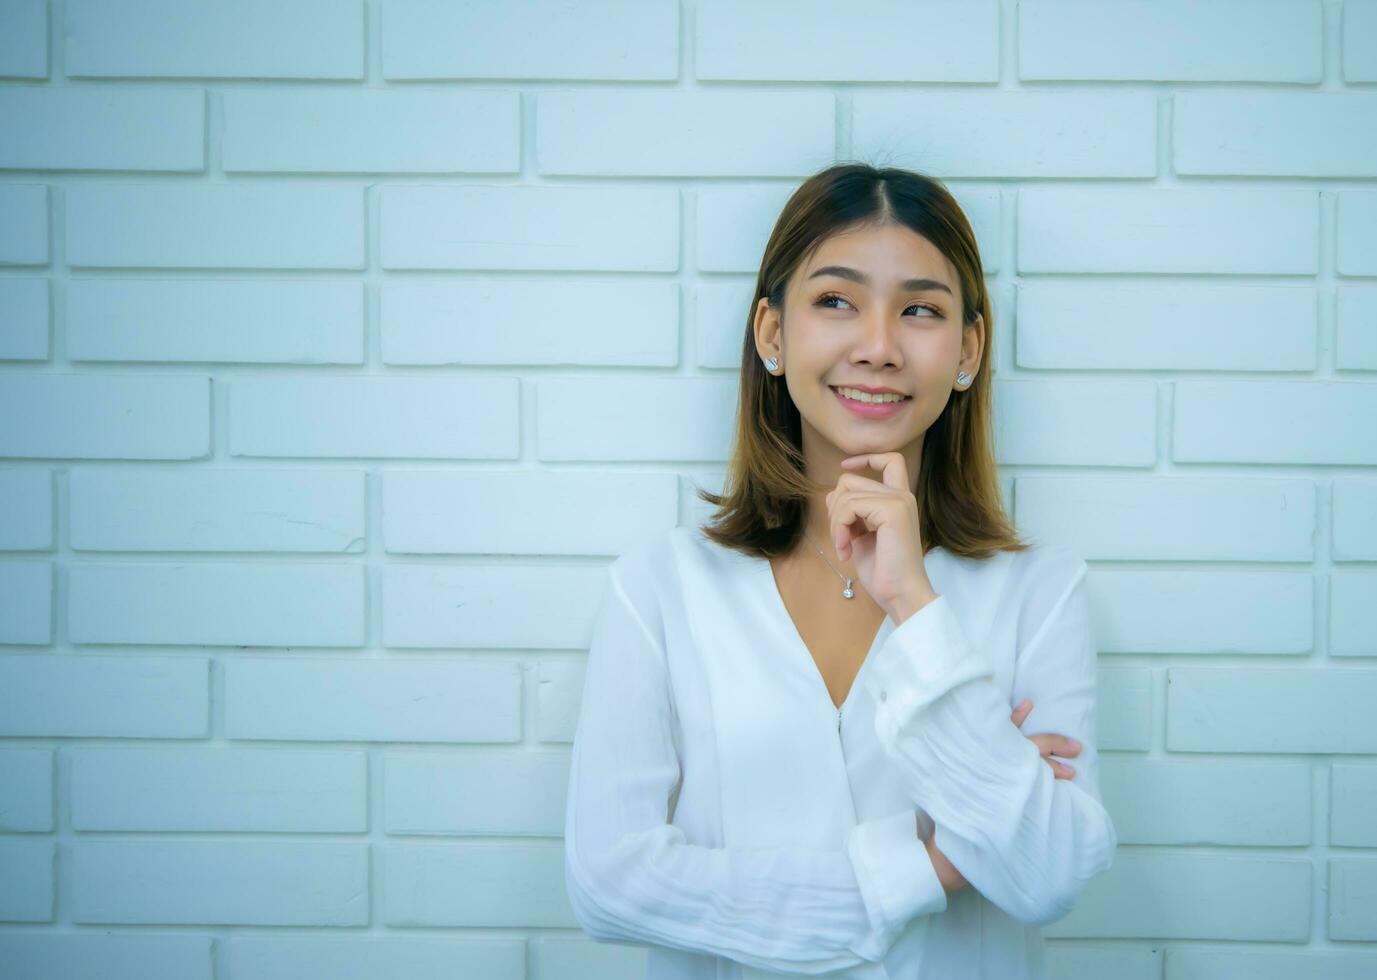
[803, 531, 856, 599]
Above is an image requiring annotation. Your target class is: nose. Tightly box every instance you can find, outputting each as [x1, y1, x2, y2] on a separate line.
[851, 312, 904, 366]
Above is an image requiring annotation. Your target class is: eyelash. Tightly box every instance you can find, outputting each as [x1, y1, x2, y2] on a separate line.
[815, 292, 942, 318]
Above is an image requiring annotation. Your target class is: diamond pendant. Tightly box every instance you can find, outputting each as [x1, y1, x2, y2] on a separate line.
[842, 578, 855, 599]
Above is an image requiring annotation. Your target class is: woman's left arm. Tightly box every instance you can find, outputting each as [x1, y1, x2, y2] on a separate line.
[860, 556, 1118, 926]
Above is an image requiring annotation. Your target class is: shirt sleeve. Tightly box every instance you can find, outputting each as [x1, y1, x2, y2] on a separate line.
[564, 566, 949, 974]
[860, 557, 1118, 927]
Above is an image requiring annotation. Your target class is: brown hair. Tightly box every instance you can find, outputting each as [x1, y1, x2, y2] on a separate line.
[694, 162, 1030, 563]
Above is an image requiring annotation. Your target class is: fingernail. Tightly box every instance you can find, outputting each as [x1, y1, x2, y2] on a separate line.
[1069, 739, 1082, 749]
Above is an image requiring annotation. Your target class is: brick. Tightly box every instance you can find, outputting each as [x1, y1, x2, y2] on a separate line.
[70, 467, 365, 553]
[69, 562, 365, 647]
[1097, 667, 1153, 751]
[1017, 281, 1317, 371]
[72, 840, 368, 925]
[71, 747, 366, 831]
[1020, 0, 1320, 82]
[1333, 479, 1377, 560]
[1100, 758, 1310, 845]
[66, 183, 364, 269]
[1343, 0, 1377, 82]
[1016, 476, 1315, 562]
[1047, 851, 1310, 940]
[224, 657, 522, 743]
[0, 277, 50, 360]
[539, 89, 834, 177]
[65, 0, 363, 79]
[381, 278, 678, 367]
[996, 380, 1157, 466]
[537, 376, 736, 462]
[0, 748, 53, 831]
[224, 89, 518, 174]
[1331, 763, 1377, 846]
[1177, 92, 1377, 177]
[1166, 947, 1377, 980]
[383, 841, 570, 927]
[699, 0, 997, 81]
[1087, 568, 1312, 655]
[0, 0, 47, 78]
[384, 749, 567, 835]
[1168, 667, 1377, 753]
[381, 0, 675, 80]
[854, 92, 1155, 178]
[0, 933, 212, 980]
[1175, 381, 1377, 465]
[229, 376, 518, 460]
[382, 562, 608, 649]
[1330, 859, 1377, 939]
[1330, 570, 1377, 656]
[1336, 285, 1377, 370]
[1018, 187, 1318, 274]
[0, 184, 48, 266]
[0, 561, 50, 644]
[0, 655, 207, 738]
[0, 468, 51, 549]
[0, 87, 203, 171]
[1337, 190, 1377, 276]
[0, 839, 54, 922]
[67, 279, 364, 365]
[380, 184, 678, 272]
[223, 936, 525, 980]
[382, 469, 676, 557]
[0, 373, 208, 460]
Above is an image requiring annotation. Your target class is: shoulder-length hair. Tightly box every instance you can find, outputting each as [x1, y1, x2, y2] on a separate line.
[695, 163, 1030, 563]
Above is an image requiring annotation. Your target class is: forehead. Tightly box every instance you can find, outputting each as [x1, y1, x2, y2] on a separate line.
[801, 224, 956, 287]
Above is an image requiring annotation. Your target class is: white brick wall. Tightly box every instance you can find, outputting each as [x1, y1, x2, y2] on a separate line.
[1, 1, 1375, 978]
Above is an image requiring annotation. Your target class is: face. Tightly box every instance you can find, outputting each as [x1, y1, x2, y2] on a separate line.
[753, 221, 984, 496]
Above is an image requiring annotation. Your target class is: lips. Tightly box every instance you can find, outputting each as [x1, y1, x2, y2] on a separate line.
[829, 386, 911, 400]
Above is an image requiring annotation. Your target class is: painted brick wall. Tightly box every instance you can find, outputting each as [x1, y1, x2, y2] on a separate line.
[1, 1, 1375, 978]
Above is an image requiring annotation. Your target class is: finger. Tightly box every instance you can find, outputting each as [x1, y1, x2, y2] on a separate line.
[831, 498, 872, 560]
[1026, 732, 1082, 758]
[1041, 757, 1075, 779]
[1010, 699, 1032, 727]
[840, 452, 909, 491]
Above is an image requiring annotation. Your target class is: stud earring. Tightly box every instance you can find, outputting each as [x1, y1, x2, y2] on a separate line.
[956, 370, 971, 386]
[765, 356, 779, 372]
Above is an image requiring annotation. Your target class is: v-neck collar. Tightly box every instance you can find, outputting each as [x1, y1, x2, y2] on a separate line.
[755, 546, 946, 716]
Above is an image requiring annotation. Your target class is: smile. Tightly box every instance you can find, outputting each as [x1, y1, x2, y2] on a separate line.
[830, 386, 911, 419]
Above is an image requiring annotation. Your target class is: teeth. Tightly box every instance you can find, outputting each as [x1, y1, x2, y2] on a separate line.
[836, 386, 906, 404]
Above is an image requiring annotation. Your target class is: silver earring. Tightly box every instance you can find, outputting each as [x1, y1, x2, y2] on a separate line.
[956, 370, 971, 386]
[765, 356, 779, 372]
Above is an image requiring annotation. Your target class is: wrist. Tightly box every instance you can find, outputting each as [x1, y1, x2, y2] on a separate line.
[890, 585, 940, 626]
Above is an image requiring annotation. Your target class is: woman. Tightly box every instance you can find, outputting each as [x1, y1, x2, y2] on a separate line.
[563, 163, 1117, 979]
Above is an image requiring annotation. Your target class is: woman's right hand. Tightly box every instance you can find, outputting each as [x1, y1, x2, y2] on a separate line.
[929, 698, 1083, 893]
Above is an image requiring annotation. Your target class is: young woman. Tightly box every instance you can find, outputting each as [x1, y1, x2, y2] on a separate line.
[564, 164, 1117, 979]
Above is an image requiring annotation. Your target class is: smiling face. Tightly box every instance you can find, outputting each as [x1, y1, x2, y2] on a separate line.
[753, 220, 985, 494]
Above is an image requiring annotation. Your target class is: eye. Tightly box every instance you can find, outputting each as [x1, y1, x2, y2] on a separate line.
[815, 293, 942, 318]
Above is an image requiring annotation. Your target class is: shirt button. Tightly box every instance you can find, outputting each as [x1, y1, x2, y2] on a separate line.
[879, 690, 888, 702]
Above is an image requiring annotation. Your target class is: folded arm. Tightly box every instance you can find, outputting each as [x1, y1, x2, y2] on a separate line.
[564, 567, 949, 973]
[862, 556, 1118, 926]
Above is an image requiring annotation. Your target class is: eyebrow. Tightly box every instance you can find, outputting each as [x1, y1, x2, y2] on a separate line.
[807, 265, 953, 297]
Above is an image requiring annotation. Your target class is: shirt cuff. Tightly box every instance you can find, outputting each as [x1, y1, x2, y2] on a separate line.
[846, 807, 948, 936]
[865, 594, 993, 720]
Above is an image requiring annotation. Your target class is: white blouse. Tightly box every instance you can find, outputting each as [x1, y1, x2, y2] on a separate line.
[563, 524, 1117, 979]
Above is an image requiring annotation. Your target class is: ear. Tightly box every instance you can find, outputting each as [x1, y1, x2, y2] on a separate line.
[753, 297, 782, 365]
[961, 311, 985, 377]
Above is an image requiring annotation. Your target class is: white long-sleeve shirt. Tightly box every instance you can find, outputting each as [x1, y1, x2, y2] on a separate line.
[563, 523, 1117, 979]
